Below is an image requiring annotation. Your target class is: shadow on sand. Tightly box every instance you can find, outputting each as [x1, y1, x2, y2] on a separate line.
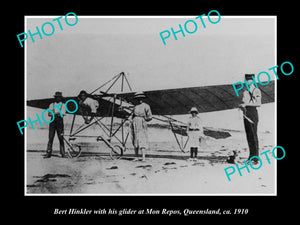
[28, 150, 228, 163]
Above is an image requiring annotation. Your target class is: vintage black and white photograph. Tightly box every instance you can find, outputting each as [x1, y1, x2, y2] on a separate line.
[24, 15, 276, 195]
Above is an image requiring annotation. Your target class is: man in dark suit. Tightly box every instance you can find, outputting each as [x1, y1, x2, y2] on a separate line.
[45, 91, 66, 158]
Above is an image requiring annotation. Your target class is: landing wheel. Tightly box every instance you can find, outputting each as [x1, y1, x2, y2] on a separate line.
[67, 144, 82, 158]
[110, 145, 123, 160]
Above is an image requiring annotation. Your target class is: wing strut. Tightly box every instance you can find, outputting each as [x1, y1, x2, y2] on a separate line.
[66, 72, 134, 151]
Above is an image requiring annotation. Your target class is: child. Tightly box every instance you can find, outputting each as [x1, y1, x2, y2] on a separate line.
[187, 107, 203, 161]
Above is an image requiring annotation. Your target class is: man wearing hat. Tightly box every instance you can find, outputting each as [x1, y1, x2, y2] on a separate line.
[78, 90, 99, 124]
[186, 107, 203, 161]
[239, 74, 262, 164]
[131, 92, 152, 162]
[45, 91, 66, 158]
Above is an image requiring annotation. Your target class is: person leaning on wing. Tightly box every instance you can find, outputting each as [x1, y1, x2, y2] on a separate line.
[77, 90, 99, 124]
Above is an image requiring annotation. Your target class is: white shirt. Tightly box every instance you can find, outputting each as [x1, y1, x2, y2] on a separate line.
[49, 102, 66, 116]
[242, 86, 262, 106]
[82, 97, 99, 114]
[133, 102, 152, 122]
[187, 115, 203, 131]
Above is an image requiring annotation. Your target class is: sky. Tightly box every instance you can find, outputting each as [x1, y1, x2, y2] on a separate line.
[25, 16, 276, 131]
[26, 16, 276, 99]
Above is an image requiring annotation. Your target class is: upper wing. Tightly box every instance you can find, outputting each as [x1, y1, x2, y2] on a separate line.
[119, 80, 275, 115]
[26, 96, 130, 118]
[27, 81, 275, 116]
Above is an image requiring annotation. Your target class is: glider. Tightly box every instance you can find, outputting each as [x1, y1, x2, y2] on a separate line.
[27, 72, 275, 159]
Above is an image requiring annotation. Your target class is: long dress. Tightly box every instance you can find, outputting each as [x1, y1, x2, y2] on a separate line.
[187, 115, 203, 148]
[131, 102, 152, 149]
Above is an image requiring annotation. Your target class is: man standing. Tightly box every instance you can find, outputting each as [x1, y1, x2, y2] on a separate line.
[45, 91, 66, 158]
[239, 74, 262, 164]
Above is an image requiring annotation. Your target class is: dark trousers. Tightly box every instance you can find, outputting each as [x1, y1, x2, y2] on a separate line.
[46, 117, 65, 156]
[243, 106, 259, 160]
[190, 147, 198, 158]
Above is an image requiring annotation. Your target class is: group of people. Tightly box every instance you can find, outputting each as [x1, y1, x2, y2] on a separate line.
[44, 74, 262, 165]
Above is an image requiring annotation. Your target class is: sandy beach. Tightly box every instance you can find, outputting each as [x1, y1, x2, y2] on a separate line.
[26, 126, 276, 195]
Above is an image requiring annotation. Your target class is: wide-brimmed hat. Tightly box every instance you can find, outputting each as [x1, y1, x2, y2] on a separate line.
[245, 74, 255, 81]
[54, 91, 63, 97]
[134, 91, 146, 99]
[189, 107, 199, 114]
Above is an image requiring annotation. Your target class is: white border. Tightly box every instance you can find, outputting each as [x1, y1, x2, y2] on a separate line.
[24, 16, 28, 196]
[24, 15, 277, 196]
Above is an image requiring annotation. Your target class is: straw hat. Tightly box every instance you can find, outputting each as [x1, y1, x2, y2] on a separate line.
[134, 91, 146, 99]
[189, 107, 199, 114]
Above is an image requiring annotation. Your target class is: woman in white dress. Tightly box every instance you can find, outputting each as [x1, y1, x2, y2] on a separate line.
[186, 107, 203, 161]
[131, 92, 152, 162]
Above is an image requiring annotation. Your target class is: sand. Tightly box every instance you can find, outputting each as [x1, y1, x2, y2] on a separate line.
[26, 128, 276, 195]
